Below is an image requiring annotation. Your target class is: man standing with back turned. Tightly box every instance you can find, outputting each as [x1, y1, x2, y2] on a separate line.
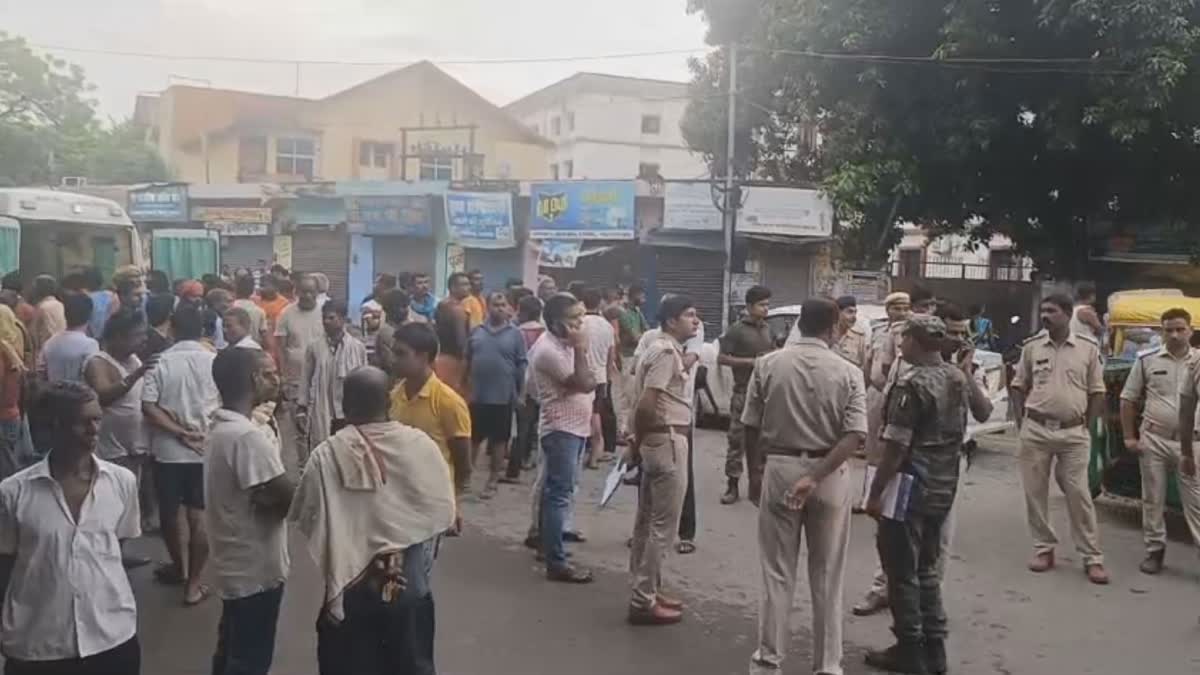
[719, 286, 775, 505]
[1011, 294, 1109, 584]
[745, 298, 866, 675]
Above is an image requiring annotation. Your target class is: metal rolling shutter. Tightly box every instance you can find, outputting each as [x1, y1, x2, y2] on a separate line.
[373, 236, 437, 284]
[464, 247, 523, 294]
[654, 247, 724, 339]
[220, 236, 273, 274]
[758, 245, 813, 306]
[292, 228, 350, 303]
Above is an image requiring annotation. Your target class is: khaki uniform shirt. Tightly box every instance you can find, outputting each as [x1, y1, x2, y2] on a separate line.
[870, 322, 905, 390]
[835, 324, 870, 369]
[1012, 331, 1105, 422]
[1121, 347, 1200, 436]
[636, 335, 692, 427]
[741, 337, 868, 453]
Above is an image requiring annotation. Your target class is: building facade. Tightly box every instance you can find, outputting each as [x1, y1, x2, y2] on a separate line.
[504, 73, 709, 181]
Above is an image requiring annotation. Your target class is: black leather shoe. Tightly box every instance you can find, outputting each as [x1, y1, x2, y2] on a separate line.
[924, 638, 947, 675]
[1139, 549, 1165, 575]
[720, 478, 740, 505]
[865, 642, 929, 675]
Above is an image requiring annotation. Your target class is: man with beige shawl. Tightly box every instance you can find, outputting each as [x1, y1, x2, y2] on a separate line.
[289, 366, 455, 675]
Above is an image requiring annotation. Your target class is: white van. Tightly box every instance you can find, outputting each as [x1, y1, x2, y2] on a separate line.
[0, 188, 144, 285]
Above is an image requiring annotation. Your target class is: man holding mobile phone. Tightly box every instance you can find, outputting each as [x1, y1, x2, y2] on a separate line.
[743, 298, 867, 675]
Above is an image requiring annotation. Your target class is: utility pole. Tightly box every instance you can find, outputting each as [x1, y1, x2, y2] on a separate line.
[720, 43, 739, 327]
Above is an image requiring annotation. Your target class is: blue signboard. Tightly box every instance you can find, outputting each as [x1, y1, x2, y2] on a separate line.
[128, 184, 188, 222]
[529, 181, 635, 240]
[345, 195, 432, 237]
[444, 192, 515, 249]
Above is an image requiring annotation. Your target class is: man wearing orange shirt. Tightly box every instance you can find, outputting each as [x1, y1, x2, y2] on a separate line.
[461, 270, 486, 330]
[254, 276, 291, 336]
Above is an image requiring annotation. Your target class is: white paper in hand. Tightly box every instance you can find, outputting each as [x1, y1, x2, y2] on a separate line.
[861, 465, 915, 521]
[600, 458, 628, 508]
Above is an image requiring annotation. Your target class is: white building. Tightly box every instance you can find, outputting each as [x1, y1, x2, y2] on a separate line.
[504, 73, 709, 181]
[890, 224, 1034, 282]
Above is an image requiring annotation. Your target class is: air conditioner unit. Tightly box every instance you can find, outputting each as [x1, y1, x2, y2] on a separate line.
[60, 176, 88, 188]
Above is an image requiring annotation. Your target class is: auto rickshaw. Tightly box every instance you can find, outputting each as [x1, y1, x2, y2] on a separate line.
[1090, 291, 1200, 509]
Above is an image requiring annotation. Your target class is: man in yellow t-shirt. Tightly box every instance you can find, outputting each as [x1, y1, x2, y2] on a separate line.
[389, 322, 472, 498]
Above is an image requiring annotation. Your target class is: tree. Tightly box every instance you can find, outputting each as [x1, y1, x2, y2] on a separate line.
[0, 32, 168, 186]
[683, 1, 1200, 276]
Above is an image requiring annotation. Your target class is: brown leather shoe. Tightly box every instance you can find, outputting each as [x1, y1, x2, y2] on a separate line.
[1086, 563, 1110, 585]
[1139, 549, 1165, 575]
[628, 604, 683, 626]
[1028, 550, 1055, 573]
[656, 594, 684, 611]
[851, 590, 889, 617]
[720, 478, 740, 505]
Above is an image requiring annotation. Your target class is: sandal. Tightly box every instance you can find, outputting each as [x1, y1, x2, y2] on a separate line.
[676, 540, 696, 555]
[153, 563, 184, 586]
[183, 584, 212, 607]
[546, 565, 594, 584]
[563, 531, 587, 543]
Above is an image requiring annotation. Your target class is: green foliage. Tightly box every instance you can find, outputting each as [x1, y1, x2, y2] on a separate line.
[683, 1, 1200, 275]
[0, 31, 168, 187]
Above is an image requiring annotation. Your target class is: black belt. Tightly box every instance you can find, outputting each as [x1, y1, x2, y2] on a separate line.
[765, 447, 831, 458]
[1025, 410, 1084, 430]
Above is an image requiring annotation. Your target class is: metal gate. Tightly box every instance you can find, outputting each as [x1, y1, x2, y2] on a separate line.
[654, 247, 724, 339]
[757, 244, 813, 307]
[373, 236, 436, 283]
[464, 247, 523, 294]
[220, 236, 273, 275]
[292, 228, 349, 303]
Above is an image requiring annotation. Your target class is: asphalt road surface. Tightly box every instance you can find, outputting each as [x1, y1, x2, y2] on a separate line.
[120, 428, 1200, 674]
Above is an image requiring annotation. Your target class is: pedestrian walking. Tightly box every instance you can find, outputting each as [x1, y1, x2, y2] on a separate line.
[626, 295, 701, 625]
[718, 285, 774, 505]
[465, 291, 526, 498]
[389, 323, 472, 507]
[744, 298, 867, 675]
[141, 301, 220, 605]
[580, 288, 617, 469]
[1123, 308, 1200, 573]
[531, 293, 596, 583]
[0, 382, 142, 675]
[37, 292, 98, 384]
[290, 366, 455, 675]
[274, 275, 325, 466]
[207, 347, 294, 675]
[864, 314, 968, 675]
[1011, 293, 1109, 584]
[300, 300, 368, 449]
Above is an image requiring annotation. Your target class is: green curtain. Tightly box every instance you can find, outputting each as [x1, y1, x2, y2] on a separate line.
[152, 236, 217, 282]
[0, 228, 17, 278]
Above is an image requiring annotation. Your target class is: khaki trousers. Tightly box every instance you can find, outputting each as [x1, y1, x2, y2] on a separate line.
[614, 360, 637, 437]
[864, 388, 885, 465]
[1138, 429, 1200, 554]
[1018, 420, 1104, 565]
[751, 455, 852, 675]
[629, 430, 689, 610]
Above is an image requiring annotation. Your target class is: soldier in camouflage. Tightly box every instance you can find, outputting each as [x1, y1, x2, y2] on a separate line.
[864, 314, 968, 675]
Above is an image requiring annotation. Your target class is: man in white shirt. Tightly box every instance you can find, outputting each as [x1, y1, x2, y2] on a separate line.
[0, 382, 142, 674]
[581, 288, 617, 469]
[274, 275, 326, 466]
[141, 302, 220, 606]
[207, 346, 294, 675]
[37, 292, 99, 384]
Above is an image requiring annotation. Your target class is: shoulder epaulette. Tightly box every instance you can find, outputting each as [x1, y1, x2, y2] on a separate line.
[1075, 332, 1099, 346]
[1020, 331, 1045, 347]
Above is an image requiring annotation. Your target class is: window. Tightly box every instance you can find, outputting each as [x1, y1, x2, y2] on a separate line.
[359, 142, 393, 168]
[567, 112, 575, 131]
[637, 162, 661, 179]
[551, 116, 561, 136]
[641, 115, 661, 134]
[550, 164, 560, 180]
[563, 160, 574, 179]
[419, 157, 453, 180]
[276, 137, 316, 178]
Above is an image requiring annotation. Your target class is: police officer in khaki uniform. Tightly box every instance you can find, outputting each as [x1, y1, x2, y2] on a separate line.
[626, 295, 700, 626]
[1122, 308, 1200, 574]
[833, 295, 869, 369]
[1011, 293, 1109, 584]
[743, 298, 867, 675]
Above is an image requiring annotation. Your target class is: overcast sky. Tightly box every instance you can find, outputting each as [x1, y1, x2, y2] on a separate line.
[6, 0, 712, 119]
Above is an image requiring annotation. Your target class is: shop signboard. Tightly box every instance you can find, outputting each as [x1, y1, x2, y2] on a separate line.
[739, 187, 833, 238]
[193, 207, 272, 237]
[128, 184, 188, 222]
[444, 192, 515, 248]
[663, 182, 723, 231]
[529, 181, 635, 240]
[537, 240, 582, 268]
[345, 195, 432, 237]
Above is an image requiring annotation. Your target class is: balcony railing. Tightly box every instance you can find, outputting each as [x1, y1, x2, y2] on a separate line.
[894, 259, 1033, 282]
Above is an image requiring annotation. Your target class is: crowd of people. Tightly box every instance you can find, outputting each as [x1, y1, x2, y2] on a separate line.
[0, 261, 1196, 675]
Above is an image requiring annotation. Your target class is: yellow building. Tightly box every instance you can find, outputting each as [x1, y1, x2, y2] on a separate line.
[138, 61, 553, 184]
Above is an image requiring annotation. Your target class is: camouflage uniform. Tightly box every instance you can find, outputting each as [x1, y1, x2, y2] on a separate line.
[877, 326, 968, 648]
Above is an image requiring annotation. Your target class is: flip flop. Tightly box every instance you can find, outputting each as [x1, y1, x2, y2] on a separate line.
[153, 563, 184, 586]
[183, 584, 212, 607]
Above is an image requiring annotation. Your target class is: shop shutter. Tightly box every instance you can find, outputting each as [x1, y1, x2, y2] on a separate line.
[220, 236, 274, 275]
[758, 245, 813, 307]
[654, 247, 724, 339]
[292, 228, 349, 303]
[373, 236, 437, 283]
[464, 247, 523, 294]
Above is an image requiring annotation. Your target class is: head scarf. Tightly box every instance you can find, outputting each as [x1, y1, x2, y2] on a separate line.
[179, 280, 204, 301]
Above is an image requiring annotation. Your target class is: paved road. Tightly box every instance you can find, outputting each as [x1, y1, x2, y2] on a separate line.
[123, 428, 1200, 674]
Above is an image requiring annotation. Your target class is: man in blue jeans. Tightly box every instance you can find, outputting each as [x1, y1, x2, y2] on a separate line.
[206, 346, 295, 675]
[531, 293, 597, 583]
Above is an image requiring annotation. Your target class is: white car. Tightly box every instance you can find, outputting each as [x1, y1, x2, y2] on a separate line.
[695, 304, 1012, 443]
